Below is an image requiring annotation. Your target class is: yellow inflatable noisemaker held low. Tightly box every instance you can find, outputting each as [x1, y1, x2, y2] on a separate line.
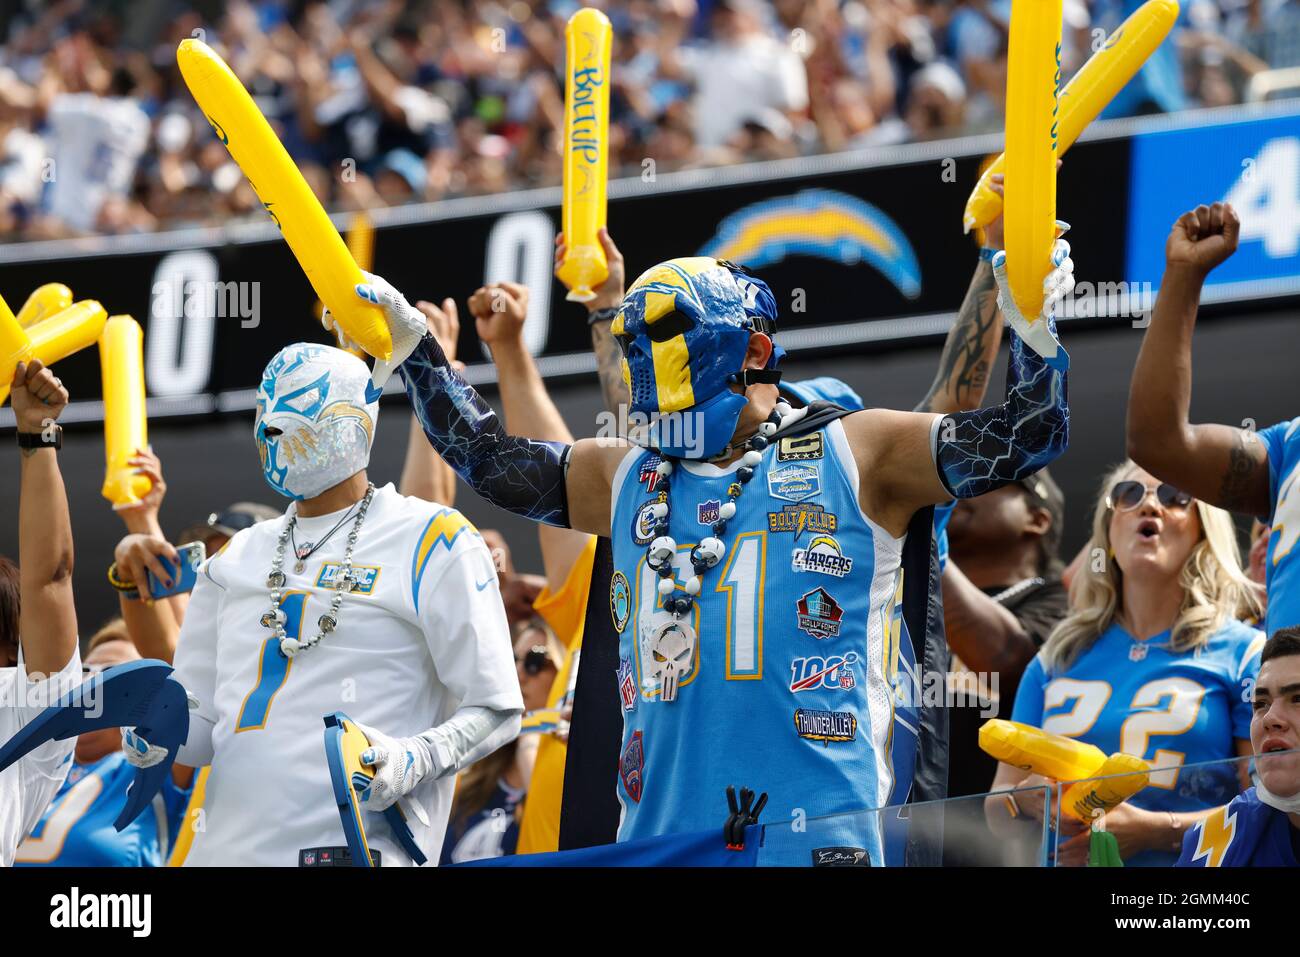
[99, 315, 152, 508]
[176, 38, 391, 360]
[555, 7, 613, 303]
[964, 0, 1180, 234]
[980, 720, 1152, 821]
[1062, 752, 1151, 821]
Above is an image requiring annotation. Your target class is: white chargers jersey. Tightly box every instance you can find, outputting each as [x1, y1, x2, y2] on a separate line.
[0, 646, 80, 867]
[43, 93, 149, 232]
[172, 483, 521, 866]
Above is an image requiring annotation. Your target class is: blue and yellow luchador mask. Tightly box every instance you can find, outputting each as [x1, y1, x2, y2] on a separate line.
[255, 343, 381, 500]
[612, 257, 781, 460]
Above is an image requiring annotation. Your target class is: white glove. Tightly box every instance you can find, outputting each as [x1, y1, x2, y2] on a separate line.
[355, 722, 434, 826]
[121, 691, 200, 768]
[322, 271, 429, 388]
[990, 222, 1074, 360]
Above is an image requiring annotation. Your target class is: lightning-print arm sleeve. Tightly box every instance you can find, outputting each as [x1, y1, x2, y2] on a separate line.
[932, 320, 1069, 499]
[399, 333, 572, 527]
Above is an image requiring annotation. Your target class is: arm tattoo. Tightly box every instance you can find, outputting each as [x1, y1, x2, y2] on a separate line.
[1218, 429, 1269, 512]
[934, 318, 1069, 499]
[590, 318, 631, 417]
[917, 262, 999, 413]
[399, 334, 573, 527]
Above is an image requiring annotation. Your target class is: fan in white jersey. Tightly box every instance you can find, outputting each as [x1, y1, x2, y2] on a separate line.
[1, 361, 81, 867]
[123, 343, 522, 866]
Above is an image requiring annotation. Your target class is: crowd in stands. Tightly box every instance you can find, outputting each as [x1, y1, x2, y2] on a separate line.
[1, 0, 1299, 240]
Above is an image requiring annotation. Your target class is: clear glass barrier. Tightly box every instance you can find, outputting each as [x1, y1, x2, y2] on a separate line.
[1043, 751, 1290, 867]
[754, 784, 1054, 866]
[749, 748, 1300, 866]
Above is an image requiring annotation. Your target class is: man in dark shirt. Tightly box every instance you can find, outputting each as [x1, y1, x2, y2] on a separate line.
[940, 468, 1069, 864]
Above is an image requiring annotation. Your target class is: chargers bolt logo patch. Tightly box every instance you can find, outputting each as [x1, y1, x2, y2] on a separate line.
[610, 571, 631, 632]
[791, 536, 853, 577]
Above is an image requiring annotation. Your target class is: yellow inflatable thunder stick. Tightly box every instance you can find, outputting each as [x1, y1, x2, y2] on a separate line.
[555, 8, 612, 303]
[99, 315, 152, 508]
[1062, 752, 1151, 821]
[0, 299, 107, 406]
[980, 720, 1152, 821]
[176, 39, 391, 360]
[316, 212, 374, 360]
[16, 283, 74, 328]
[981, 719, 1106, 782]
[1003, 0, 1063, 322]
[965, 0, 1180, 234]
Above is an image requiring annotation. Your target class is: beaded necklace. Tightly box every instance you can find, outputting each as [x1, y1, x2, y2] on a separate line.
[639, 402, 791, 700]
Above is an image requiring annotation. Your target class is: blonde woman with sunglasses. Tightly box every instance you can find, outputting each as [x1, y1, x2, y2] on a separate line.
[986, 461, 1265, 865]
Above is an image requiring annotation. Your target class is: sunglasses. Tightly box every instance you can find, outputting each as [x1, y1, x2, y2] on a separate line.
[1107, 480, 1194, 513]
[516, 645, 553, 676]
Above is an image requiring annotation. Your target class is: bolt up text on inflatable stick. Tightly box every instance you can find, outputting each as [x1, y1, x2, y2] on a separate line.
[555, 8, 613, 303]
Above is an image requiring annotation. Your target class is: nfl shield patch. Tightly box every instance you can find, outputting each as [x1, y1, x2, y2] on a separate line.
[697, 499, 721, 526]
[618, 657, 637, 711]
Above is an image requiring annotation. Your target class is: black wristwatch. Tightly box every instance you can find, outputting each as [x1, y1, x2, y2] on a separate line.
[16, 426, 62, 450]
[587, 306, 619, 327]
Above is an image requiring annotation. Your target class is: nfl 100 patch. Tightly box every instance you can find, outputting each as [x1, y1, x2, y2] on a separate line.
[767, 463, 821, 503]
[610, 571, 632, 632]
[789, 651, 859, 693]
[620, 730, 645, 802]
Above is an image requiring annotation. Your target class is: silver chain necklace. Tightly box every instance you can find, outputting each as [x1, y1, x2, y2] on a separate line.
[261, 483, 375, 659]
